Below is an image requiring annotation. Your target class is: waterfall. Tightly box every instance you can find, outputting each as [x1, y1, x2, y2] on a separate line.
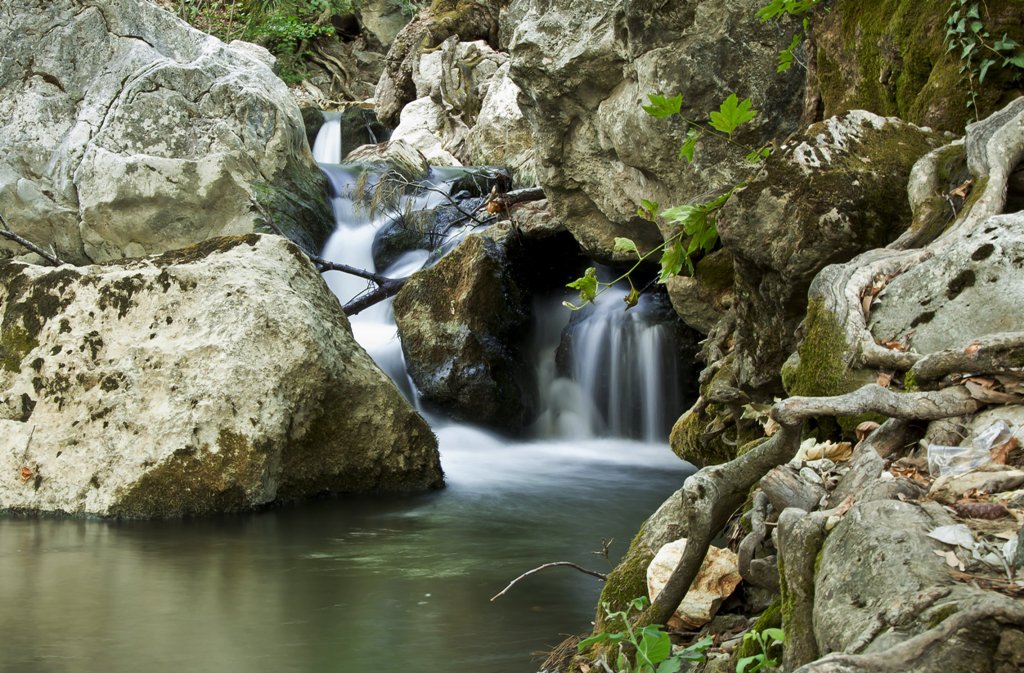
[312, 111, 343, 164]
[311, 123, 693, 443]
[529, 284, 689, 443]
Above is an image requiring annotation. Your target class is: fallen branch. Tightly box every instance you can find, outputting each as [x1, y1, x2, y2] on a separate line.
[0, 211, 65, 266]
[484, 186, 545, 213]
[490, 562, 608, 602]
[341, 276, 409, 316]
[639, 384, 981, 628]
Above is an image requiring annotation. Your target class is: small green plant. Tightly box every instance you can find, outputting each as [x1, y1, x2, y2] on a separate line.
[736, 627, 785, 673]
[577, 598, 713, 673]
[944, 0, 1024, 119]
[756, 0, 826, 73]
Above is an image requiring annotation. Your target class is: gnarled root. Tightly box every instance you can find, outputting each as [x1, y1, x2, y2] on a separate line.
[640, 385, 980, 628]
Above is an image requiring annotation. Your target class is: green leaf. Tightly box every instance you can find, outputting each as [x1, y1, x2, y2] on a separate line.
[777, 32, 802, 72]
[576, 632, 611, 651]
[629, 596, 650, 611]
[658, 239, 686, 282]
[762, 628, 786, 644]
[656, 658, 683, 673]
[678, 128, 701, 162]
[643, 93, 683, 118]
[978, 58, 995, 83]
[614, 237, 639, 255]
[745, 146, 772, 164]
[624, 286, 640, 309]
[737, 655, 765, 673]
[709, 94, 758, 136]
[1006, 53, 1024, 68]
[994, 34, 1019, 51]
[566, 266, 599, 304]
[966, 3, 980, 18]
[637, 627, 671, 665]
[961, 41, 976, 59]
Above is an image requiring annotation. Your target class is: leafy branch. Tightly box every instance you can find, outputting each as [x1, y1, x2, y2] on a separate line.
[756, 0, 827, 73]
[944, 0, 1024, 119]
[577, 597, 712, 673]
[736, 627, 785, 673]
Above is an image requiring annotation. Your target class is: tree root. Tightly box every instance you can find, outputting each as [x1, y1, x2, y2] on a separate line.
[791, 598, 1024, 673]
[909, 331, 1024, 384]
[639, 384, 981, 628]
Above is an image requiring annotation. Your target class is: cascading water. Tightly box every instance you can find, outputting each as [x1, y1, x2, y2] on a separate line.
[0, 116, 697, 673]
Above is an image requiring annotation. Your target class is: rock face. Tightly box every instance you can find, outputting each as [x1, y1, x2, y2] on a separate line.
[814, 0, 1024, 134]
[505, 0, 806, 261]
[0, 0, 331, 264]
[720, 111, 942, 392]
[374, 0, 508, 127]
[0, 235, 442, 517]
[392, 224, 533, 431]
[870, 212, 1024, 354]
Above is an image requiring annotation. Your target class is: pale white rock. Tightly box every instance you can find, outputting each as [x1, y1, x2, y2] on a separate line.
[0, 0, 331, 264]
[0, 235, 442, 517]
[462, 62, 537, 185]
[646, 539, 741, 629]
[389, 98, 464, 167]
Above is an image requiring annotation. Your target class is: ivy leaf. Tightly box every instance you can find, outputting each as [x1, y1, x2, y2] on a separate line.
[1005, 53, 1024, 68]
[709, 94, 758, 136]
[658, 239, 686, 282]
[576, 632, 610, 651]
[643, 93, 683, 118]
[994, 34, 1020, 51]
[566, 266, 599, 304]
[978, 58, 996, 83]
[613, 237, 639, 255]
[638, 199, 659, 221]
[678, 128, 701, 162]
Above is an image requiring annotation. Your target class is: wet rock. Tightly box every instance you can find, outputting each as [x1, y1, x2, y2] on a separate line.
[505, 0, 805, 262]
[0, 0, 332, 264]
[720, 111, 942, 392]
[345, 139, 430, 179]
[0, 235, 442, 517]
[392, 224, 533, 431]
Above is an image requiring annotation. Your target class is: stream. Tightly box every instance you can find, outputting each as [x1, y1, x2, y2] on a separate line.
[0, 115, 694, 673]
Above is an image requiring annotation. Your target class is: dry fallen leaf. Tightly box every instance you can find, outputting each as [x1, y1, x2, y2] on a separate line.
[19, 466, 32, 483]
[933, 549, 965, 571]
[964, 378, 1024, 404]
[991, 436, 1019, 465]
[876, 372, 894, 388]
[949, 179, 973, 200]
[964, 341, 981, 355]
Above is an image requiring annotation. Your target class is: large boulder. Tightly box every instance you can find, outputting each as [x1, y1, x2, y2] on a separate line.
[505, 0, 806, 261]
[720, 111, 942, 393]
[392, 224, 533, 432]
[0, 0, 332, 264]
[0, 235, 442, 517]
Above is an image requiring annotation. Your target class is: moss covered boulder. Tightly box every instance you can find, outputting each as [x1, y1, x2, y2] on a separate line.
[0, 235, 441, 517]
[393, 224, 534, 432]
[814, 0, 1024, 134]
[719, 110, 942, 393]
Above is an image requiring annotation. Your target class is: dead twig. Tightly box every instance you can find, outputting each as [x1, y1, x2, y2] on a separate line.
[490, 562, 608, 602]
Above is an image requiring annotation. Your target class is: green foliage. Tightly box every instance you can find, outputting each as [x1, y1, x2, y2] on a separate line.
[709, 94, 758, 136]
[578, 598, 713, 673]
[757, 0, 825, 73]
[171, 0, 355, 83]
[944, 0, 1024, 119]
[736, 628, 784, 673]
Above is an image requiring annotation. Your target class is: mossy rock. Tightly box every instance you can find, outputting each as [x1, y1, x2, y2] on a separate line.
[732, 599, 783, 663]
[783, 297, 886, 438]
[815, 0, 1024, 133]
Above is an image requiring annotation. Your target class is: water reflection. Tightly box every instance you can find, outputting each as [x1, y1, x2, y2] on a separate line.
[0, 433, 689, 673]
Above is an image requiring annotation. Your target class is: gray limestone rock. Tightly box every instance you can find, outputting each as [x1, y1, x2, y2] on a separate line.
[0, 0, 331, 264]
[720, 111, 942, 391]
[505, 0, 806, 262]
[870, 212, 1024, 355]
[0, 235, 442, 517]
